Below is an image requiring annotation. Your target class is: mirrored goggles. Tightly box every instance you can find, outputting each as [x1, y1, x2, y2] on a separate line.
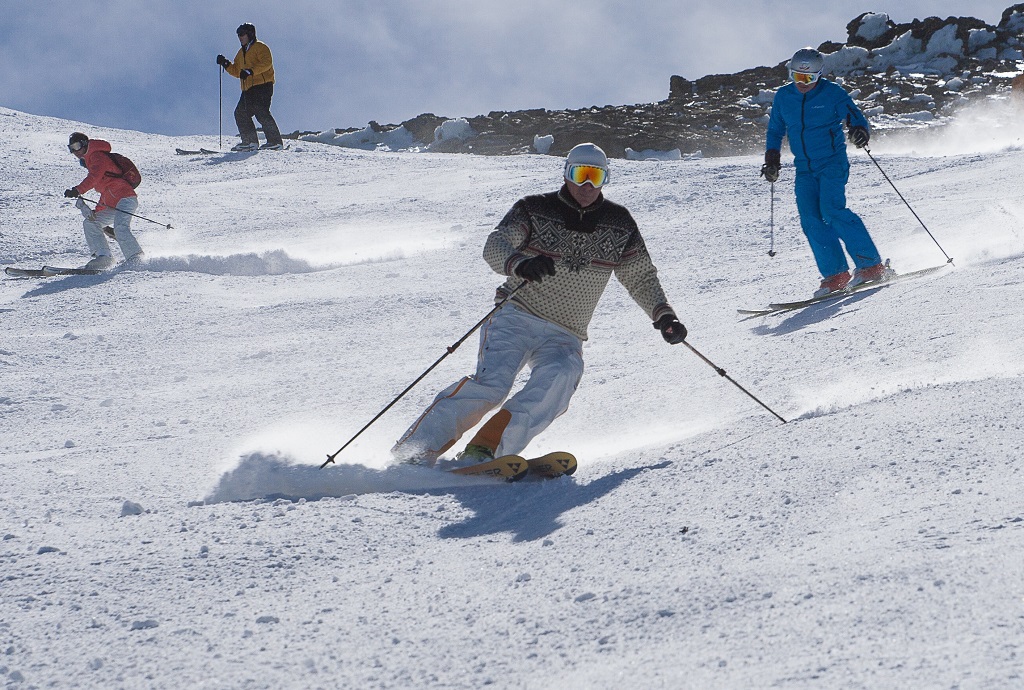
[68, 140, 87, 153]
[790, 69, 821, 85]
[566, 164, 608, 188]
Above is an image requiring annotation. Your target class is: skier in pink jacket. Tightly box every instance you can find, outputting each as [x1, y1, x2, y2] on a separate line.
[64, 132, 144, 270]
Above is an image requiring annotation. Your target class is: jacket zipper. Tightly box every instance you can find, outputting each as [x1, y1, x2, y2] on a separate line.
[799, 91, 812, 165]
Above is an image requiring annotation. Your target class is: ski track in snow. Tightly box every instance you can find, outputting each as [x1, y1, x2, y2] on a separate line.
[2, 105, 1024, 688]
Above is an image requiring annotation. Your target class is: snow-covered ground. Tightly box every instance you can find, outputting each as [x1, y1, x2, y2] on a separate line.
[2, 104, 1024, 688]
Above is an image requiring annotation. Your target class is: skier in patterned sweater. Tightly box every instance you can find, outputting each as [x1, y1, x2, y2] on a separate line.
[393, 143, 687, 468]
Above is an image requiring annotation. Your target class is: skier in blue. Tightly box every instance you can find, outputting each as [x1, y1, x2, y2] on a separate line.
[762, 47, 893, 296]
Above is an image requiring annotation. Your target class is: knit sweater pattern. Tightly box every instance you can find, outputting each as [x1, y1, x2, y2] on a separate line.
[483, 186, 676, 340]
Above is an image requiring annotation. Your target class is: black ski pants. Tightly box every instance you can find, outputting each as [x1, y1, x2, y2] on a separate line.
[234, 83, 283, 146]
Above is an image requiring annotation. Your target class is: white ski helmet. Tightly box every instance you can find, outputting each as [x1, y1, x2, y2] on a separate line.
[564, 143, 610, 184]
[788, 48, 824, 75]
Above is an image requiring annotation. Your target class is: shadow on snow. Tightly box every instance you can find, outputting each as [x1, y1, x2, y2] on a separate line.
[748, 290, 876, 335]
[203, 451, 672, 543]
[437, 461, 672, 543]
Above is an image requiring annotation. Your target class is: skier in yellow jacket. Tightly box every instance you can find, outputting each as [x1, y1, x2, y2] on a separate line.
[217, 23, 284, 151]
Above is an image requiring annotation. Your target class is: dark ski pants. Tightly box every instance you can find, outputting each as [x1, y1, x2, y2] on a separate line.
[234, 83, 283, 146]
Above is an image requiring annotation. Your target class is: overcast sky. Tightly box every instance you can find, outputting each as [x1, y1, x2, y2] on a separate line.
[0, 1, 1017, 137]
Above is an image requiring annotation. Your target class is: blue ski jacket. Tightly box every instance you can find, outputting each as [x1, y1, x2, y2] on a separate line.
[766, 79, 869, 172]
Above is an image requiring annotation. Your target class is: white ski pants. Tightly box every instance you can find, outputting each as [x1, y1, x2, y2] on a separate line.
[80, 197, 143, 260]
[395, 303, 584, 461]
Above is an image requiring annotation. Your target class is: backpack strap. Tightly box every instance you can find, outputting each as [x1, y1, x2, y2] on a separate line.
[103, 152, 126, 179]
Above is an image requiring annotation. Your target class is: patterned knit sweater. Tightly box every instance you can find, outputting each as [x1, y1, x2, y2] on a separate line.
[483, 185, 677, 341]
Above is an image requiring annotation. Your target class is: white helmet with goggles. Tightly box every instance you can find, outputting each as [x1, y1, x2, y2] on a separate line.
[564, 142, 610, 188]
[788, 47, 824, 85]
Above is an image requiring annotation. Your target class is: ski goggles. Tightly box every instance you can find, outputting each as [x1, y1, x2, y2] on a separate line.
[68, 140, 88, 153]
[790, 69, 821, 85]
[565, 164, 608, 188]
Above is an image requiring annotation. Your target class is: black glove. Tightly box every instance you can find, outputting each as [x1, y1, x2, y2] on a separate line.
[64, 188, 80, 198]
[848, 126, 869, 148]
[654, 314, 687, 344]
[216, 54, 230, 67]
[760, 149, 781, 183]
[240, 69, 253, 79]
[515, 255, 556, 283]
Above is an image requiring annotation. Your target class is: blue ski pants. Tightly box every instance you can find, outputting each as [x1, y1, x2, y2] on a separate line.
[794, 161, 881, 278]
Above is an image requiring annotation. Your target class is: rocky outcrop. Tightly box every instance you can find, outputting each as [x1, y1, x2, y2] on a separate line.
[298, 5, 1024, 158]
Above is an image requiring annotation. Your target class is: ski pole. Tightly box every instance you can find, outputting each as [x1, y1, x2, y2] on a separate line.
[320, 282, 527, 469]
[863, 146, 953, 265]
[768, 180, 777, 257]
[77, 196, 173, 229]
[683, 341, 787, 424]
[219, 64, 223, 151]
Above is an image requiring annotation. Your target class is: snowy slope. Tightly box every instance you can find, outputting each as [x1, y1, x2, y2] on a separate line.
[2, 105, 1024, 688]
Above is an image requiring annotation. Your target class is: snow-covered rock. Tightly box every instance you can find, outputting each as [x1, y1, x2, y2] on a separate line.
[624, 147, 682, 161]
[433, 118, 476, 142]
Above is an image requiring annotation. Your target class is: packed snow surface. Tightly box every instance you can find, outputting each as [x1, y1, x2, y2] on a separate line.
[2, 104, 1024, 688]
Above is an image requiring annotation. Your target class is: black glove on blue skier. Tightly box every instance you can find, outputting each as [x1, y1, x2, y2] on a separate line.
[761, 149, 780, 183]
[848, 126, 869, 148]
[654, 314, 687, 344]
[515, 255, 556, 283]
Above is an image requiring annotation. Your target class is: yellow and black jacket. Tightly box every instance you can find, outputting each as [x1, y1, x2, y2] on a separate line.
[225, 40, 275, 91]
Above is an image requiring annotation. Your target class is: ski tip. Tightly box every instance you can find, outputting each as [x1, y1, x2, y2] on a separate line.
[6, 267, 49, 278]
[526, 451, 577, 478]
